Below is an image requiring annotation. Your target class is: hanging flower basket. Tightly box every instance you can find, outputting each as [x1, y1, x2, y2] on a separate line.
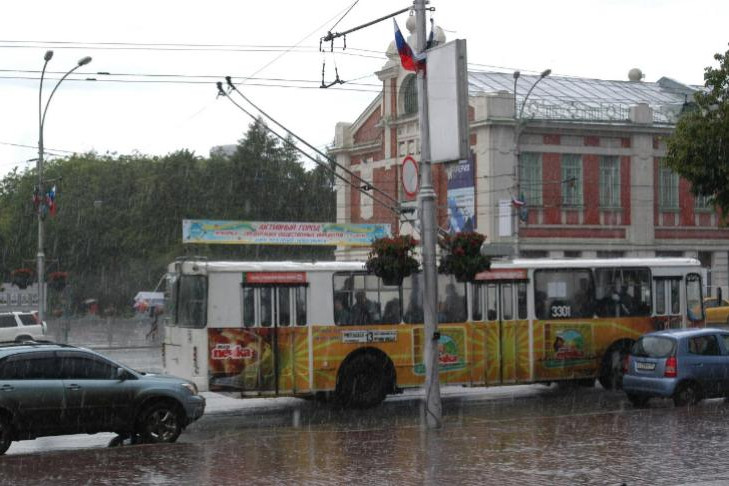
[48, 271, 69, 291]
[365, 235, 420, 286]
[11, 268, 34, 290]
[438, 231, 491, 282]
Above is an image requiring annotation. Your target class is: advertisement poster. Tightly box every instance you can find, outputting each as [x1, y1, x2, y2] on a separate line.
[446, 157, 475, 233]
[183, 220, 390, 247]
[413, 327, 467, 375]
[208, 328, 276, 391]
[542, 322, 596, 368]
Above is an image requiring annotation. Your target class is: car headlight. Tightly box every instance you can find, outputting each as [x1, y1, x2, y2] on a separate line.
[181, 382, 198, 395]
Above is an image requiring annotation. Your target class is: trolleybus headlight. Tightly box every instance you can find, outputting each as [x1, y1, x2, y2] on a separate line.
[181, 382, 198, 395]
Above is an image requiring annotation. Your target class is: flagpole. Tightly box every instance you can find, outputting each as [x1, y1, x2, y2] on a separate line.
[414, 0, 442, 429]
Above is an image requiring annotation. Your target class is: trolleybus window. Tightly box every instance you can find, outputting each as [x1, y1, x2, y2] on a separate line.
[594, 268, 651, 317]
[534, 269, 594, 319]
[686, 273, 703, 321]
[177, 275, 207, 328]
[655, 278, 680, 316]
[295, 287, 306, 326]
[241, 286, 307, 327]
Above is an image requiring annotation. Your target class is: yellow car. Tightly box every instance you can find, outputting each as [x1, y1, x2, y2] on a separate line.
[704, 297, 729, 326]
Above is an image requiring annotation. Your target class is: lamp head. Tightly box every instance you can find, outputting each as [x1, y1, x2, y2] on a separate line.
[77, 56, 92, 67]
[540, 69, 552, 78]
[513, 70, 520, 80]
[44, 50, 54, 62]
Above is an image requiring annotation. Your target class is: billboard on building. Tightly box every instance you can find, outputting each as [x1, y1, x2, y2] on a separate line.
[446, 157, 475, 233]
[182, 220, 390, 247]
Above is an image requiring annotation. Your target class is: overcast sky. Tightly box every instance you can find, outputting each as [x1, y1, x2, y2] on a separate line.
[1, 0, 727, 176]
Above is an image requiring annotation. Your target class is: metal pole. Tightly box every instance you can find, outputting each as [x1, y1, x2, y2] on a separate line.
[36, 54, 91, 324]
[415, 0, 442, 429]
[513, 69, 550, 258]
[37, 52, 53, 325]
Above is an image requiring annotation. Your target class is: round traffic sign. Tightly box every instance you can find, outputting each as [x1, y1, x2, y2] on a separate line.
[401, 155, 419, 198]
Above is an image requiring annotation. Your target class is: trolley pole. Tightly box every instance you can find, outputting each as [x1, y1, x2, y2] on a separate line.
[415, 0, 442, 429]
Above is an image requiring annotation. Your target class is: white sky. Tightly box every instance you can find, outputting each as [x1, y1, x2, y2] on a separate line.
[1, 0, 727, 176]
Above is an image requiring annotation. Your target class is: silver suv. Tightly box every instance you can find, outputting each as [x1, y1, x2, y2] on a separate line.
[0, 312, 46, 342]
[0, 342, 205, 454]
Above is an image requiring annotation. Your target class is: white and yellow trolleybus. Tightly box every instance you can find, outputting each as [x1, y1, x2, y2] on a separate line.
[162, 257, 705, 407]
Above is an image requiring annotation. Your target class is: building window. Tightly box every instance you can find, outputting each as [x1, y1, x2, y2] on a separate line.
[519, 152, 542, 206]
[599, 156, 620, 208]
[563, 251, 582, 258]
[401, 75, 418, 116]
[596, 250, 624, 258]
[658, 160, 679, 210]
[521, 250, 548, 258]
[656, 251, 684, 257]
[562, 154, 582, 207]
[695, 193, 712, 210]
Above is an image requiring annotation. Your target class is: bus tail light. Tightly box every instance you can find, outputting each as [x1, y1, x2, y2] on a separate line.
[664, 356, 677, 377]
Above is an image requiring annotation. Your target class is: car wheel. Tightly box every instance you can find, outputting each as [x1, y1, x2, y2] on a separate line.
[335, 353, 390, 409]
[673, 382, 701, 407]
[137, 402, 183, 444]
[626, 393, 650, 408]
[0, 415, 12, 455]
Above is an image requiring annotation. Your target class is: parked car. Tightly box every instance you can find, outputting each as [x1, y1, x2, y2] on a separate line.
[0, 312, 46, 342]
[0, 341, 205, 454]
[623, 328, 729, 407]
[703, 297, 729, 326]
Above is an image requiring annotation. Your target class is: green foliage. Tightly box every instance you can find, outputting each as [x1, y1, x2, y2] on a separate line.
[0, 118, 336, 314]
[438, 231, 490, 282]
[365, 235, 420, 285]
[666, 44, 729, 214]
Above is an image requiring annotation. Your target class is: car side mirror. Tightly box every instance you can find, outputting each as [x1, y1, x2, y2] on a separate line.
[116, 367, 130, 381]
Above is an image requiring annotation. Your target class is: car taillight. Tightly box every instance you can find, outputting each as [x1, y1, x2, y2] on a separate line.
[665, 356, 677, 377]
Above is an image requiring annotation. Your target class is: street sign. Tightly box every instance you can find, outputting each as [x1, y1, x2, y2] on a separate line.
[401, 155, 419, 198]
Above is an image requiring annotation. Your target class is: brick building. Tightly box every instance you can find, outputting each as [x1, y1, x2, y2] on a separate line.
[330, 20, 729, 296]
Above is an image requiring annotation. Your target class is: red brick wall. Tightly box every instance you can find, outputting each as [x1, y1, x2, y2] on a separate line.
[353, 109, 382, 144]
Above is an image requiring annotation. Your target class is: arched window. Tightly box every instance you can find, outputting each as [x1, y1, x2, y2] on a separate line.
[401, 75, 418, 115]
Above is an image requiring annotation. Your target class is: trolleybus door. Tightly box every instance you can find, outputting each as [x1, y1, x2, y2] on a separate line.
[243, 285, 306, 394]
[480, 280, 528, 385]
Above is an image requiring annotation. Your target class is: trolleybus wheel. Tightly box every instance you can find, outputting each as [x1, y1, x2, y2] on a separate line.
[336, 353, 390, 409]
[598, 340, 632, 390]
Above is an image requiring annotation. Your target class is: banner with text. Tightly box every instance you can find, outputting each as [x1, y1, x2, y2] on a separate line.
[182, 220, 391, 247]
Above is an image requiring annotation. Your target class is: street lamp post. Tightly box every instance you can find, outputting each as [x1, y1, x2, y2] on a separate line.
[37, 51, 92, 323]
[513, 68, 550, 257]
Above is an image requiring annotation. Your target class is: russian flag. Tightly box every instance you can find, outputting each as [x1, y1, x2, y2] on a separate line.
[394, 19, 425, 72]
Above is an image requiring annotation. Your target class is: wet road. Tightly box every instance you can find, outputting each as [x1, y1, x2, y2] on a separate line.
[3, 384, 729, 485]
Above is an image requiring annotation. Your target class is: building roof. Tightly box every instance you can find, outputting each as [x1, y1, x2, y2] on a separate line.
[468, 71, 700, 124]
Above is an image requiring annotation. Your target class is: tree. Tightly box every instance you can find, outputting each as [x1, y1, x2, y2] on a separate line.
[665, 44, 729, 213]
[0, 118, 336, 315]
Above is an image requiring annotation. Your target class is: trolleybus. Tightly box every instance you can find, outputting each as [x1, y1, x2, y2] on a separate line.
[162, 257, 705, 407]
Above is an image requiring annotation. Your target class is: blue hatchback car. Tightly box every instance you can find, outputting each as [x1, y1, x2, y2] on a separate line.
[623, 328, 729, 407]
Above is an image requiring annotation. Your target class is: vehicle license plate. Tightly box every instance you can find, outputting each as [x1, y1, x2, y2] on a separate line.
[635, 361, 656, 371]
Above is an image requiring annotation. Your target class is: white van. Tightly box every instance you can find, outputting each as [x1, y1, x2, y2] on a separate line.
[0, 312, 47, 342]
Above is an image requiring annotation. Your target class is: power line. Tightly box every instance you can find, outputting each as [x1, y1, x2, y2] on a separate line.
[0, 74, 382, 92]
[0, 68, 381, 88]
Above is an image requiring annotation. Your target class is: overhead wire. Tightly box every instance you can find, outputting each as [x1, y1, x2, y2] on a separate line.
[215, 81, 413, 231]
